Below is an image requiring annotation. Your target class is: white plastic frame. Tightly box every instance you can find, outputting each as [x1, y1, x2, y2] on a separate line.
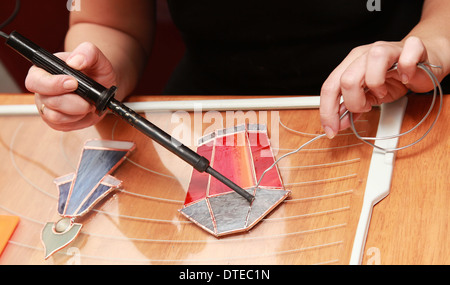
[349, 96, 408, 264]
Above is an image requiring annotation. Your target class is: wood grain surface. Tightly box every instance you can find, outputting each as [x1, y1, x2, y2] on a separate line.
[0, 94, 447, 265]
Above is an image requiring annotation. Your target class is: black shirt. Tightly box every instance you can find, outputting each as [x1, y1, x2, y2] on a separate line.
[164, 0, 425, 95]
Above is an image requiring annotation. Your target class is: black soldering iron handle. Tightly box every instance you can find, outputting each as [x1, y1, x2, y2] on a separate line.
[4, 30, 210, 171]
[5, 31, 210, 172]
[5, 31, 115, 114]
[108, 98, 211, 173]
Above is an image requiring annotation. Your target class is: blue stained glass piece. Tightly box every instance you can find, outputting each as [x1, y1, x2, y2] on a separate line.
[64, 149, 127, 216]
[78, 183, 112, 216]
[57, 181, 72, 215]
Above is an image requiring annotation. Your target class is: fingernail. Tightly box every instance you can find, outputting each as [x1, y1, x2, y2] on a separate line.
[324, 126, 336, 139]
[379, 86, 388, 98]
[63, 79, 77, 90]
[364, 104, 373, 112]
[401, 74, 409, 84]
[67, 54, 85, 69]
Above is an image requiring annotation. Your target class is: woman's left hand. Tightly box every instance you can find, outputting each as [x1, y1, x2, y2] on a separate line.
[319, 36, 439, 139]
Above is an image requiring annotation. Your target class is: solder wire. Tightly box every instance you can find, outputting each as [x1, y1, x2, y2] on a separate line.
[349, 62, 443, 152]
[255, 108, 351, 187]
[255, 62, 443, 188]
[255, 133, 327, 188]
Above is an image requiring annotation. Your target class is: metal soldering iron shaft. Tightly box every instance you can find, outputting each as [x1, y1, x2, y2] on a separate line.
[205, 167, 254, 202]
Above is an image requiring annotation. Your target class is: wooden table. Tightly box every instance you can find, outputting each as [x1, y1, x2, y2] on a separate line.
[0, 93, 447, 265]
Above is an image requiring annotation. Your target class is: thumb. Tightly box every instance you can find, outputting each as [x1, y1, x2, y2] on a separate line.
[65, 42, 115, 81]
[65, 42, 91, 70]
[397, 36, 427, 85]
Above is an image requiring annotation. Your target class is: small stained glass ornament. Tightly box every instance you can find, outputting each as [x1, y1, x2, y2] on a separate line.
[179, 124, 290, 237]
[41, 139, 135, 259]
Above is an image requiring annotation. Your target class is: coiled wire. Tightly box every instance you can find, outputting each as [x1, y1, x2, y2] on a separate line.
[256, 62, 443, 188]
[349, 62, 443, 152]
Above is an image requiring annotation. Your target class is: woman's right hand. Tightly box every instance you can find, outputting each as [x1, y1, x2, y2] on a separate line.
[25, 42, 118, 131]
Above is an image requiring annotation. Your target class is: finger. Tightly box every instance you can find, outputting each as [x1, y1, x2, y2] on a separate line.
[365, 42, 402, 99]
[340, 54, 372, 114]
[37, 93, 94, 116]
[44, 112, 105, 132]
[25, 65, 78, 95]
[320, 74, 341, 139]
[397, 36, 427, 85]
[34, 93, 79, 122]
[38, 103, 86, 125]
[320, 45, 371, 139]
[36, 95, 102, 131]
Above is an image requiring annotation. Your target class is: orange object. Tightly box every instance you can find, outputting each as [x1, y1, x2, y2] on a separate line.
[0, 215, 20, 256]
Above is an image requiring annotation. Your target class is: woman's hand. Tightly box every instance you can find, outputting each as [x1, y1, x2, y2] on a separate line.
[319, 36, 441, 139]
[25, 42, 117, 131]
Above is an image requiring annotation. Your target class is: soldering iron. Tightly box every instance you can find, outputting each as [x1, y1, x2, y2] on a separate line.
[0, 7, 254, 203]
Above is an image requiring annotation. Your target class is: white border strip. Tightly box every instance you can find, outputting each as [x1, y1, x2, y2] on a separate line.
[349, 96, 408, 265]
[0, 96, 321, 115]
[0, 104, 38, 115]
[125, 96, 321, 112]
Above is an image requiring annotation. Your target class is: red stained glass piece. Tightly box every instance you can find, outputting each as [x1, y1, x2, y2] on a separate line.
[209, 133, 254, 197]
[248, 131, 282, 188]
[184, 125, 283, 206]
[184, 142, 214, 205]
